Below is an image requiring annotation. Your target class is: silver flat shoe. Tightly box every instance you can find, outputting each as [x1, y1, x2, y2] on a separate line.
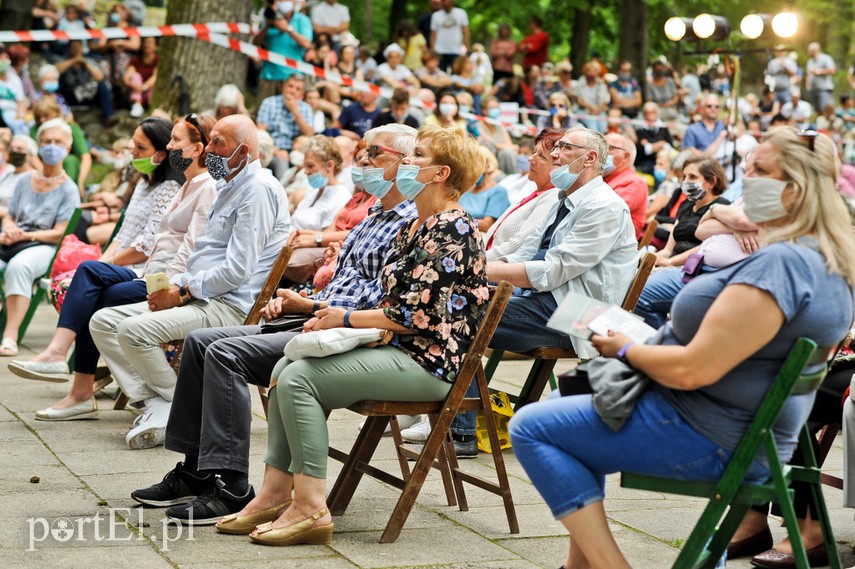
[9, 360, 70, 382]
[35, 398, 98, 421]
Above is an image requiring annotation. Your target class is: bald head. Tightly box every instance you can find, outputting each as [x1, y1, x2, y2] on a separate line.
[215, 114, 259, 160]
[605, 132, 636, 172]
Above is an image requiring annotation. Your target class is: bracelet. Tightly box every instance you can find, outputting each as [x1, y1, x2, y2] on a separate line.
[311, 300, 321, 313]
[343, 309, 353, 328]
[616, 342, 634, 365]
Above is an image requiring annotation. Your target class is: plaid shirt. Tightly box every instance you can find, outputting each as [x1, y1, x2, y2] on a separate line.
[256, 95, 314, 151]
[315, 199, 417, 309]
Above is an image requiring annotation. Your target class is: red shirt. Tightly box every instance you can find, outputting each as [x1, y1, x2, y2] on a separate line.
[521, 31, 549, 68]
[333, 191, 378, 231]
[605, 168, 648, 240]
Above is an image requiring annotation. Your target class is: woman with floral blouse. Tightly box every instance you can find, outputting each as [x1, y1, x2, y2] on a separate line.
[214, 125, 487, 546]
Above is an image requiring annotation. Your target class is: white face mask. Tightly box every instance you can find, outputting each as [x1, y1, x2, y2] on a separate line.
[742, 177, 790, 223]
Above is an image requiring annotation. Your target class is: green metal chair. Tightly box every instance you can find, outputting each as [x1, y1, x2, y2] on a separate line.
[0, 208, 83, 345]
[621, 337, 841, 569]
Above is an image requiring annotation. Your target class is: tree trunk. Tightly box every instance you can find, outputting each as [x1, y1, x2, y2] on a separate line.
[363, 0, 373, 43]
[618, 0, 647, 87]
[389, 0, 409, 38]
[150, 0, 252, 117]
[570, 4, 592, 79]
[0, 0, 34, 31]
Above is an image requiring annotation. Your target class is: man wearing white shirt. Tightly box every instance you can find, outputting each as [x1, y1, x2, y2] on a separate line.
[780, 88, 813, 130]
[311, 0, 350, 50]
[486, 127, 638, 359]
[430, 0, 470, 72]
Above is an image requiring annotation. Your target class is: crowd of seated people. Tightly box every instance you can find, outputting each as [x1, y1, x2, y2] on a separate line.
[4, 2, 855, 565]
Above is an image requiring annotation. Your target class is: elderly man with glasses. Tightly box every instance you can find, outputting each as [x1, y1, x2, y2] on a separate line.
[682, 94, 726, 152]
[486, 126, 638, 360]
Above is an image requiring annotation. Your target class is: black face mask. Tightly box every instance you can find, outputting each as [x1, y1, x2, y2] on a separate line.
[7, 151, 27, 167]
[168, 147, 193, 172]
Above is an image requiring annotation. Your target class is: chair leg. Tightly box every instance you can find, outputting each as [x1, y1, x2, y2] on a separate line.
[443, 421, 468, 512]
[114, 391, 129, 411]
[427, 413, 459, 508]
[16, 288, 45, 345]
[257, 386, 269, 418]
[801, 427, 842, 568]
[483, 349, 504, 384]
[389, 415, 413, 482]
[670, 499, 730, 569]
[327, 415, 389, 516]
[706, 503, 750, 568]
[515, 358, 558, 411]
[475, 364, 519, 533]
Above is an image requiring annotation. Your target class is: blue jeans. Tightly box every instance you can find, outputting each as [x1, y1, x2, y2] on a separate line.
[489, 290, 572, 353]
[58, 260, 146, 374]
[635, 266, 717, 329]
[509, 389, 769, 519]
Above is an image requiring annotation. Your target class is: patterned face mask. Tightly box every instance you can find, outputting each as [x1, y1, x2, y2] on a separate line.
[205, 144, 245, 180]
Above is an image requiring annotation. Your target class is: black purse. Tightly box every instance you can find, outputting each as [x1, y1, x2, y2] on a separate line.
[259, 313, 312, 334]
[0, 240, 45, 263]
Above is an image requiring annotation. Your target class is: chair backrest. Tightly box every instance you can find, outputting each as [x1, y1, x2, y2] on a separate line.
[620, 252, 656, 313]
[102, 210, 126, 253]
[244, 245, 294, 326]
[638, 220, 658, 250]
[714, 337, 836, 496]
[43, 208, 84, 279]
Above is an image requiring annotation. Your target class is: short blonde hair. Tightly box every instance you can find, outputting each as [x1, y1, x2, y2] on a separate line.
[761, 127, 855, 285]
[302, 135, 343, 175]
[478, 145, 498, 175]
[417, 124, 482, 199]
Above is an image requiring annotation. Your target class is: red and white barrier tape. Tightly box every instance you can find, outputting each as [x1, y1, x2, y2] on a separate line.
[202, 32, 388, 97]
[0, 22, 251, 44]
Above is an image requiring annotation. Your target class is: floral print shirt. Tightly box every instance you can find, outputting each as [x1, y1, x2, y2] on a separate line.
[380, 209, 489, 383]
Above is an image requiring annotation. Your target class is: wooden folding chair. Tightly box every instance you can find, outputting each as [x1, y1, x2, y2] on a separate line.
[114, 245, 293, 414]
[326, 281, 518, 543]
[0, 208, 83, 345]
[484, 251, 656, 410]
[621, 338, 841, 569]
[638, 220, 658, 250]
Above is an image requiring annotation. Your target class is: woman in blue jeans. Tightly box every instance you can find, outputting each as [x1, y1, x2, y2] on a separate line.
[509, 127, 855, 569]
[8, 115, 217, 421]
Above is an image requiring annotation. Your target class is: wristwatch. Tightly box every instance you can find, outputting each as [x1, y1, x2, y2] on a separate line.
[315, 233, 324, 246]
[178, 285, 194, 305]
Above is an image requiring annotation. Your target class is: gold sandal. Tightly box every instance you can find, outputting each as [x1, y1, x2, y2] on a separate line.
[215, 500, 292, 535]
[249, 508, 333, 546]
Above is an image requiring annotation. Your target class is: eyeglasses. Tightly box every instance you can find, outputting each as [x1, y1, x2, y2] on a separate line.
[184, 114, 208, 147]
[797, 129, 818, 152]
[608, 145, 628, 154]
[366, 144, 406, 160]
[554, 141, 590, 153]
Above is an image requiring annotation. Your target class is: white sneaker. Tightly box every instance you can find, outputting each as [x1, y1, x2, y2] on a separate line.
[400, 418, 431, 443]
[126, 397, 170, 449]
[357, 414, 423, 436]
[130, 103, 144, 118]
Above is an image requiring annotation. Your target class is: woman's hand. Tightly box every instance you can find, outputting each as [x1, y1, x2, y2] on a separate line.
[654, 253, 673, 267]
[590, 330, 633, 358]
[1, 224, 24, 245]
[289, 230, 322, 249]
[733, 230, 760, 254]
[309, 307, 348, 330]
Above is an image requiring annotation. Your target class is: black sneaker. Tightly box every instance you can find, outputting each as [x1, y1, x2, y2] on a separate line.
[131, 462, 215, 507]
[166, 478, 255, 525]
[453, 437, 478, 459]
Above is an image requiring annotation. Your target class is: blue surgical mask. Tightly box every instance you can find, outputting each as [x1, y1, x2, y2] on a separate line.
[474, 172, 486, 188]
[307, 171, 327, 190]
[653, 168, 667, 183]
[42, 81, 59, 93]
[549, 154, 586, 191]
[362, 166, 395, 198]
[351, 166, 364, 190]
[603, 154, 615, 177]
[39, 144, 68, 166]
[395, 164, 439, 199]
[487, 108, 500, 120]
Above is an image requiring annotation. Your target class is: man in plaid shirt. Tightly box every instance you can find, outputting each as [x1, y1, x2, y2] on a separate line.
[130, 125, 419, 524]
[257, 74, 315, 162]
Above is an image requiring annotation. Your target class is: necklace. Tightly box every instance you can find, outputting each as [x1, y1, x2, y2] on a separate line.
[36, 170, 67, 183]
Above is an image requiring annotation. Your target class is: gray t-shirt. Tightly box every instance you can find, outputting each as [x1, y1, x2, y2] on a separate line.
[766, 57, 796, 91]
[806, 53, 836, 92]
[657, 241, 853, 465]
[9, 172, 79, 231]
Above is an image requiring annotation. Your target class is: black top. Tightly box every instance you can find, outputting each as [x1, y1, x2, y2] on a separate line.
[371, 111, 421, 130]
[672, 196, 730, 255]
[634, 125, 673, 174]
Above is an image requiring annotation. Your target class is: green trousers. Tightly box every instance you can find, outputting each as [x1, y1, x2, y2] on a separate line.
[265, 345, 452, 479]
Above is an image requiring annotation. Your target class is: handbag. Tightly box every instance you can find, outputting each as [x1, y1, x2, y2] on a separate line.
[283, 327, 393, 360]
[50, 234, 102, 279]
[681, 252, 705, 284]
[475, 391, 515, 453]
[0, 240, 45, 263]
[260, 313, 312, 334]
